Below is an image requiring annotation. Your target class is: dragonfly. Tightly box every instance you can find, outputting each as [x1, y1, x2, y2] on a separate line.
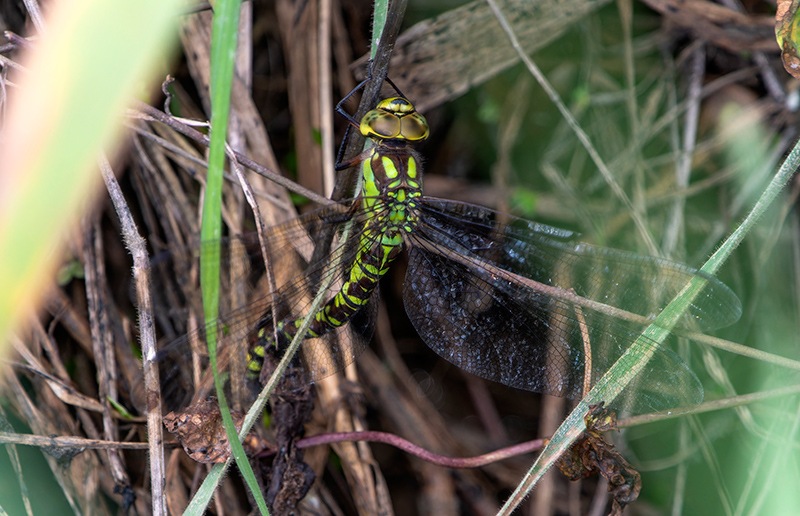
[156, 83, 742, 417]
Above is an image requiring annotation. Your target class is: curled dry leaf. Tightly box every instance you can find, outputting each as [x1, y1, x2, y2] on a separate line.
[163, 398, 268, 464]
[555, 403, 641, 516]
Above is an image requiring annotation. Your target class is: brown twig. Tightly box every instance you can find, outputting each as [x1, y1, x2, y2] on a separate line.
[130, 101, 335, 208]
[84, 216, 131, 496]
[99, 156, 166, 516]
[0, 431, 150, 451]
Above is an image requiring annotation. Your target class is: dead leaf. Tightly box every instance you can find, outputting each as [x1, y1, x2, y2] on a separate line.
[163, 398, 267, 463]
[555, 403, 641, 516]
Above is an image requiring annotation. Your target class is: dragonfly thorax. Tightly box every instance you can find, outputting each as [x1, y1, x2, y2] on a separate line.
[361, 135, 423, 234]
[359, 98, 427, 235]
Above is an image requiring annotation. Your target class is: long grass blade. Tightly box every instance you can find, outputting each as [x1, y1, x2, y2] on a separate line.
[498, 127, 800, 514]
[185, 0, 269, 514]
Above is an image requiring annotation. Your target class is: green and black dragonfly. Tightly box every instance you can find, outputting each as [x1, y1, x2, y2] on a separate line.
[157, 85, 741, 416]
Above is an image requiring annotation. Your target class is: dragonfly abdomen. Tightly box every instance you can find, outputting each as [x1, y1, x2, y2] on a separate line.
[245, 227, 405, 378]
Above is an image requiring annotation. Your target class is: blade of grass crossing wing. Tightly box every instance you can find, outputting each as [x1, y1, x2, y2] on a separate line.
[498, 125, 800, 515]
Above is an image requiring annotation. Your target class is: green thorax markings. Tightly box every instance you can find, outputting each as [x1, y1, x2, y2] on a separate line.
[248, 97, 429, 375]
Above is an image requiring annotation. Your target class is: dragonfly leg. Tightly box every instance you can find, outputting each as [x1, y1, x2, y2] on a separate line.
[335, 147, 373, 172]
[336, 77, 371, 127]
[335, 71, 411, 170]
[335, 77, 374, 170]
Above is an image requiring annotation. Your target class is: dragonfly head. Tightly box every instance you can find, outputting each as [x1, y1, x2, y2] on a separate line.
[360, 97, 430, 143]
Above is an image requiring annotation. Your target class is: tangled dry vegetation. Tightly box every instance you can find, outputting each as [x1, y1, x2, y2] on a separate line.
[1, 0, 797, 514]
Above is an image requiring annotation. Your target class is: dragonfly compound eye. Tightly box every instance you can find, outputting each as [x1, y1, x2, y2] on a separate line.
[361, 109, 402, 139]
[399, 112, 430, 141]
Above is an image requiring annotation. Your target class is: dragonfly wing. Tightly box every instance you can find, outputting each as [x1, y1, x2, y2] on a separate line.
[404, 199, 737, 413]
[420, 198, 742, 332]
[404, 244, 703, 414]
[152, 203, 378, 405]
[404, 243, 584, 398]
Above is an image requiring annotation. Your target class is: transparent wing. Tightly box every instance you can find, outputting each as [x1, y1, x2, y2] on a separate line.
[403, 198, 742, 414]
[152, 202, 384, 407]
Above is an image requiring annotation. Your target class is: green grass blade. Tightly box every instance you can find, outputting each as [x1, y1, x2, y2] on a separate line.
[185, 0, 269, 514]
[370, 0, 390, 59]
[498, 126, 800, 515]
